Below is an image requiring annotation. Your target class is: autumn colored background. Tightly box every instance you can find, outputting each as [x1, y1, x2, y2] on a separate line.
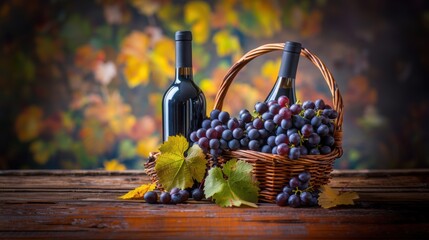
[1, 0, 428, 170]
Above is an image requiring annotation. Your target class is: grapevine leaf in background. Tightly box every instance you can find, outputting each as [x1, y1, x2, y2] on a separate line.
[155, 136, 206, 191]
[119, 183, 156, 200]
[204, 159, 259, 208]
[318, 185, 359, 209]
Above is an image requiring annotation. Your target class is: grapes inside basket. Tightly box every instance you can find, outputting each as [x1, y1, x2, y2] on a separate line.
[145, 43, 343, 205]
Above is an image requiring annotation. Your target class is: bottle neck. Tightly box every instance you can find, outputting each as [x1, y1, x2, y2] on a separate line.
[175, 67, 193, 82]
[278, 49, 300, 79]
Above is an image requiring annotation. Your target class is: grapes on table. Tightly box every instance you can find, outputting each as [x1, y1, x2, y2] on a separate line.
[189, 96, 338, 160]
[276, 171, 320, 208]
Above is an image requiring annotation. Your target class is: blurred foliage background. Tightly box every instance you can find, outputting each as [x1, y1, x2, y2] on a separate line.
[1, 0, 428, 170]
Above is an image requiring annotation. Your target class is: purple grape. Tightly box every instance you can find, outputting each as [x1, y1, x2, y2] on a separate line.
[239, 109, 250, 115]
[202, 119, 211, 129]
[267, 100, 278, 107]
[240, 137, 250, 148]
[278, 107, 292, 120]
[192, 188, 204, 201]
[215, 125, 225, 136]
[170, 187, 180, 195]
[218, 111, 230, 124]
[281, 119, 292, 130]
[211, 119, 222, 128]
[232, 128, 244, 139]
[179, 189, 189, 202]
[262, 112, 274, 120]
[267, 136, 276, 147]
[273, 114, 284, 125]
[275, 134, 288, 146]
[220, 139, 228, 149]
[289, 177, 300, 188]
[287, 128, 298, 136]
[300, 192, 312, 206]
[210, 148, 221, 156]
[290, 104, 302, 115]
[329, 110, 338, 119]
[278, 96, 290, 107]
[276, 193, 289, 206]
[289, 133, 301, 146]
[190, 131, 199, 142]
[317, 124, 329, 136]
[222, 129, 233, 141]
[255, 102, 269, 114]
[302, 101, 315, 110]
[198, 137, 209, 149]
[227, 118, 239, 130]
[277, 143, 289, 156]
[301, 124, 313, 137]
[261, 145, 272, 153]
[276, 126, 287, 135]
[288, 194, 301, 208]
[240, 112, 252, 123]
[292, 115, 306, 129]
[298, 181, 309, 190]
[210, 109, 221, 120]
[248, 129, 260, 140]
[160, 192, 171, 204]
[311, 116, 322, 127]
[253, 118, 264, 129]
[144, 191, 158, 204]
[309, 148, 320, 155]
[258, 129, 269, 139]
[315, 99, 325, 110]
[308, 133, 321, 147]
[209, 139, 220, 149]
[322, 136, 335, 147]
[197, 128, 206, 138]
[171, 193, 182, 204]
[228, 139, 240, 150]
[300, 146, 308, 155]
[269, 104, 281, 114]
[206, 128, 219, 139]
[272, 146, 278, 154]
[249, 140, 260, 151]
[298, 172, 311, 182]
[289, 147, 300, 160]
[303, 109, 316, 120]
[264, 119, 275, 132]
[283, 186, 293, 195]
[320, 145, 332, 154]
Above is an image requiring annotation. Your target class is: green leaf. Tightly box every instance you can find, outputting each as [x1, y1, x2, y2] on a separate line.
[204, 159, 259, 208]
[155, 136, 206, 191]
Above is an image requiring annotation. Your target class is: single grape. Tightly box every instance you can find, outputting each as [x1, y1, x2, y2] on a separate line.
[289, 147, 301, 160]
[322, 109, 333, 118]
[262, 112, 274, 120]
[220, 139, 228, 150]
[298, 172, 311, 182]
[238, 120, 245, 129]
[299, 146, 308, 155]
[210, 109, 221, 120]
[292, 115, 306, 129]
[267, 100, 278, 107]
[321, 136, 335, 147]
[273, 114, 284, 125]
[320, 145, 332, 154]
[255, 102, 269, 114]
[290, 104, 302, 115]
[249, 140, 260, 151]
[206, 128, 218, 139]
[275, 134, 288, 146]
[190, 131, 199, 142]
[267, 135, 276, 147]
[239, 109, 250, 115]
[269, 104, 281, 115]
[240, 137, 250, 148]
[281, 119, 292, 130]
[218, 111, 230, 124]
[215, 125, 225, 136]
[278, 96, 290, 107]
[248, 129, 260, 140]
[144, 191, 158, 204]
[258, 129, 269, 139]
[315, 99, 325, 110]
[209, 139, 220, 149]
[179, 189, 189, 202]
[197, 128, 206, 138]
[329, 110, 338, 119]
[264, 120, 276, 132]
[303, 109, 316, 120]
[272, 146, 278, 154]
[277, 143, 289, 156]
[310, 196, 319, 206]
[307, 133, 321, 147]
[210, 148, 222, 156]
[302, 101, 315, 110]
[287, 128, 298, 136]
[276, 193, 289, 206]
[240, 112, 252, 123]
[202, 119, 211, 130]
[160, 192, 171, 204]
[211, 119, 222, 128]
[300, 192, 312, 206]
[261, 145, 272, 153]
[192, 188, 204, 201]
[321, 115, 329, 124]
[289, 177, 300, 188]
[233, 128, 244, 139]
[288, 194, 301, 208]
[278, 107, 292, 120]
[327, 122, 334, 134]
[276, 126, 287, 135]
[289, 133, 301, 146]
[298, 180, 309, 190]
[222, 129, 233, 141]
[246, 123, 254, 131]
[227, 118, 239, 130]
[171, 193, 182, 204]
[170, 187, 180, 195]
[309, 148, 320, 155]
[283, 186, 293, 195]
[253, 118, 264, 129]
[301, 124, 314, 138]
[228, 139, 240, 150]
[311, 116, 322, 127]
[317, 124, 329, 136]
[198, 137, 209, 149]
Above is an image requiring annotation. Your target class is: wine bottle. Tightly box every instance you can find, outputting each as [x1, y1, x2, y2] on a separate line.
[162, 31, 206, 142]
[265, 41, 302, 104]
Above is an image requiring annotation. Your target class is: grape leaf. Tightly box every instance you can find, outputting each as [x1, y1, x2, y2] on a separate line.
[119, 183, 156, 200]
[318, 185, 359, 209]
[204, 159, 259, 208]
[155, 135, 206, 191]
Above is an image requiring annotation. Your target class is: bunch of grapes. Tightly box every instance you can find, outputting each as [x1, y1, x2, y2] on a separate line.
[190, 95, 338, 160]
[143, 187, 205, 204]
[276, 172, 319, 207]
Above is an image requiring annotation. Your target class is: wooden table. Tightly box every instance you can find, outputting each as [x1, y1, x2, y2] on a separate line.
[1, 169, 429, 239]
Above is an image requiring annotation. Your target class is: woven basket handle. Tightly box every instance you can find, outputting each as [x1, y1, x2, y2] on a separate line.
[213, 43, 344, 132]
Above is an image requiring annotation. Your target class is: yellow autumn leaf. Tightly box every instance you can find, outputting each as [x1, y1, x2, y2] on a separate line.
[151, 38, 175, 88]
[185, 1, 211, 44]
[212, 30, 241, 58]
[318, 185, 359, 209]
[15, 105, 44, 142]
[130, 0, 160, 16]
[136, 136, 161, 158]
[261, 58, 281, 80]
[119, 183, 156, 200]
[104, 159, 127, 171]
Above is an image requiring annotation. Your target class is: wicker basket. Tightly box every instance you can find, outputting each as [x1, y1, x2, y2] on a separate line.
[145, 43, 343, 203]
